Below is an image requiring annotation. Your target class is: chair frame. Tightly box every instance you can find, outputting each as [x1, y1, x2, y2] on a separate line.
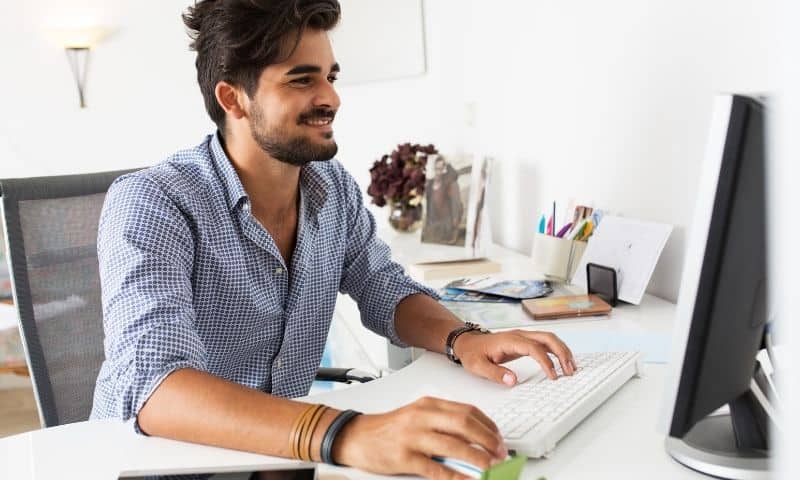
[1, 169, 373, 427]
[0, 169, 137, 426]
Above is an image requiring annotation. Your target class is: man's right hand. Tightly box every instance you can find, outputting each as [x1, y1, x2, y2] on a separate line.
[332, 396, 507, 480]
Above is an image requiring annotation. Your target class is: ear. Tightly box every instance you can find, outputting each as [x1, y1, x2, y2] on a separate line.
[214, 81, 247, 120]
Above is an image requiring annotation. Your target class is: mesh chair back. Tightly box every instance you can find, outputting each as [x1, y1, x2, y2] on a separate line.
[0, 170, 138, 426]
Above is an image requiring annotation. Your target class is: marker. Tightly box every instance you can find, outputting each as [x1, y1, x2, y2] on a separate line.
[556, 222, 572, 238]
[578, 220, 594, 241]
[569, 218, 589, 240]
[591, 210, 603, 227]
[538, 214, 546, 234]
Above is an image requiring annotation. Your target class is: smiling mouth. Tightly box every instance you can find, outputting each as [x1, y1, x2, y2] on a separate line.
[303, 117, 333, 127]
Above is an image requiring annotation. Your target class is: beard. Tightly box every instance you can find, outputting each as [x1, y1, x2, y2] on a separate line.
[249, 104, 338, 167]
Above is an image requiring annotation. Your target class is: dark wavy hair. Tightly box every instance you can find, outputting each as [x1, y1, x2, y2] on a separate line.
[183, 0, 341, 132]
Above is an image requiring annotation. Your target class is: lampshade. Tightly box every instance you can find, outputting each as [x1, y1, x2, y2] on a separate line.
[45, 26, 112, 49]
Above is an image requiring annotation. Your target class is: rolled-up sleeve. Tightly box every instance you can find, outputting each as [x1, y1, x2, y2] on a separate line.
[337, 168, 438, 347]
[97, 174, 207, 427]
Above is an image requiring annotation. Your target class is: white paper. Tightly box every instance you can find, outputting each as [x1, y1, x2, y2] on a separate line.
[571, 216, 672, 305]
[0, 303, 17, 331]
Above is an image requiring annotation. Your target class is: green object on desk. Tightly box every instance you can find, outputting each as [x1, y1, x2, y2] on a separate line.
[480, 455, 530, 480]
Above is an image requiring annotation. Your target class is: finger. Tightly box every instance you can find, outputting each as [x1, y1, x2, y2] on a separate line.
[517, 331, 575, 375]
[419, 432, 495, 472]
[420, 397, 502, 436]
[482, 334, 558, 379]
[501, 337, 557, 379]
[467, 356, 519, 387]
[418, 405, 506, 458]
[406, 453, 472, 480]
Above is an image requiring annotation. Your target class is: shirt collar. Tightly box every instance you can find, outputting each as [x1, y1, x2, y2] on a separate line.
[209, 132, 248, 212]
[208, 131, 331, 216]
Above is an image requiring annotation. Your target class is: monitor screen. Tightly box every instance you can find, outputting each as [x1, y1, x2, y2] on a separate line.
[662, 94, 768, 439]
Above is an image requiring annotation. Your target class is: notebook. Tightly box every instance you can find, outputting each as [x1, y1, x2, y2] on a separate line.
[407, 259, 502, 281]
[521, 294, 612, 320]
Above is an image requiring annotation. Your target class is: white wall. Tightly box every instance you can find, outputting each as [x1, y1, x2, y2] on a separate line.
[461, 0, 772, 301]
[772, 0, 798, 477]
[0, 0, 211, 177]
[1, 0, 774, 301]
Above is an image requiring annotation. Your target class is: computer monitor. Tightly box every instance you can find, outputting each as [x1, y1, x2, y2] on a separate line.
[661, 94, 770, 479]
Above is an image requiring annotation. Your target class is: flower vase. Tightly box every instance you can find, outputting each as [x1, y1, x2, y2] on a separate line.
[387, 200, 423, 233]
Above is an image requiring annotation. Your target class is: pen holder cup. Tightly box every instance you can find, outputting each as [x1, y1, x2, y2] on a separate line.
[530, 233, 587, 283]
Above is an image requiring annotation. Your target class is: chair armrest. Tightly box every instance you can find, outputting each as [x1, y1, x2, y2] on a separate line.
[315, 367, 376, 384]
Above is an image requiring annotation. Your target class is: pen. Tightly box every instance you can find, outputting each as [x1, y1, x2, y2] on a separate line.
[552, 201, 556, 236]
[432, 456, 483, 479]
[538, 214, 546, 234]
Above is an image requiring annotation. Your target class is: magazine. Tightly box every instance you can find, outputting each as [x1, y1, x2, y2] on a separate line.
[444, 278, 553, 300]
[439, 287, 517, 303]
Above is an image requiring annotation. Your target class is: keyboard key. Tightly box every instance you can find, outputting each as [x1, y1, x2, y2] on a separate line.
[486, 351, 638, 441]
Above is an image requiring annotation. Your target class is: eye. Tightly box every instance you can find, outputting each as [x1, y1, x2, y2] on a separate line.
[290, 77, 312, 86]
[327, 74, 338, 83]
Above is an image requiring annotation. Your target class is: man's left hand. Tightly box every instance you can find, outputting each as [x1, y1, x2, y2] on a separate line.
[453, 330, 577, 386]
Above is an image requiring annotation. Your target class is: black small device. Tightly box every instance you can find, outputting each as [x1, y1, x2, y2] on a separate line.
[586, 262, 618, 307]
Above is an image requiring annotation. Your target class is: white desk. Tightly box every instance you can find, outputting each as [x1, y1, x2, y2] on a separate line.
[331, 226, 674, 372]
[330, 227, 581, 373]
[0, 231, 701, 479]
[0, 295, 700, 479]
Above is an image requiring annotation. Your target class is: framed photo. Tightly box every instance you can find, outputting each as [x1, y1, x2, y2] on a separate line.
[421, 154, 492, 255]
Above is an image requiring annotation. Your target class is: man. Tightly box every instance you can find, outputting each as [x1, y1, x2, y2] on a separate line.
[90, 1, 576, 478]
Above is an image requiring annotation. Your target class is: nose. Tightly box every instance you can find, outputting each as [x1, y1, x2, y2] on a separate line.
[314, 78, 340, 111]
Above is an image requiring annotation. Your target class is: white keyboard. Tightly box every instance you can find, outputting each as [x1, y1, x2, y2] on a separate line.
[486, 351, 641, 458]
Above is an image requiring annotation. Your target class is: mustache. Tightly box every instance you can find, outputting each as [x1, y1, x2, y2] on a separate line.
[297, 108, 336, 124]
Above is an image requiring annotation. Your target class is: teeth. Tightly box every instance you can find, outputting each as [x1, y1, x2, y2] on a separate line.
[306, 118, 331, 126]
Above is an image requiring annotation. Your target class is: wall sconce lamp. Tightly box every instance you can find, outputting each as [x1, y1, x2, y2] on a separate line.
[46, 26, 111, 108]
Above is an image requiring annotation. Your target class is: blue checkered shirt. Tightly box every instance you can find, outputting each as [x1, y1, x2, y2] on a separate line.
[90, 133, 435, 425]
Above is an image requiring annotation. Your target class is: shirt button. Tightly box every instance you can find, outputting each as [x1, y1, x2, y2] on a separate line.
[275, 267, 284, 274]
[275, 359, 282, 368]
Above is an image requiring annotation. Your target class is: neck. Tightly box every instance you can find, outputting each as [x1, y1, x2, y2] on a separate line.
[221, 129, 300, 218]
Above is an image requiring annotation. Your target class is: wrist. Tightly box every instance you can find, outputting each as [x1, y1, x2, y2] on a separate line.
[309, 408, 339, 462]
[445, 322, 489, 364]
[452, 330, 482, 361]
[330, 412, 368, 466]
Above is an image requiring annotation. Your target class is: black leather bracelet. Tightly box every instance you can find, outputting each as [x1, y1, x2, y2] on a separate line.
[445, 322, 489, 365]
[320, 409, 362, 465]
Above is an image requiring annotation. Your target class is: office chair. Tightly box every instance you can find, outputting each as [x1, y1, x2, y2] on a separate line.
[0, 170, 373, 428]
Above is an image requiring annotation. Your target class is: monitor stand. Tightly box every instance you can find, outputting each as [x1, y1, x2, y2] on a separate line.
[665, 413, 770, 480]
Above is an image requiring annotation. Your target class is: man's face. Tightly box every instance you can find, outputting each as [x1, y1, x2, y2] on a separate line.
[246, 29, 341, 166]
